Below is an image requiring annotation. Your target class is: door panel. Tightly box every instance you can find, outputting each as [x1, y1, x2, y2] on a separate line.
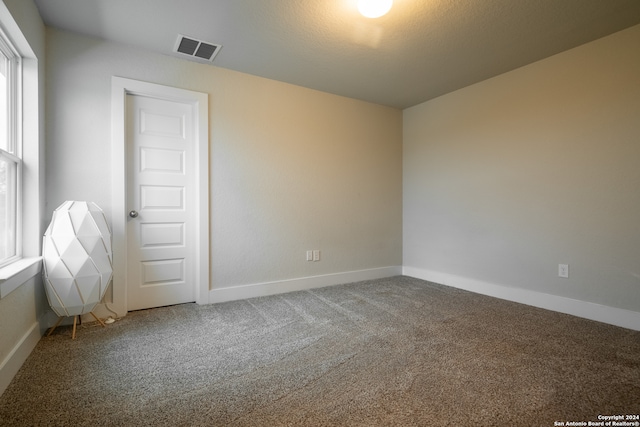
[140, 109, 185, 138]
[140, 223, 184, 247]
[140, 185, 185, 210]
[126, 94, 195, 310]
[141, 259, 185, 286]
[140, 147, 185, 174]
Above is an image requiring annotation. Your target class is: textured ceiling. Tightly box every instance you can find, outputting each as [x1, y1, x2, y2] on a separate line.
[34, 0, 640, 109]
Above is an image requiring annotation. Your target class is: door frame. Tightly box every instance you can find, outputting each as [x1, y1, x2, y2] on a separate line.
[110, 76, 209, 316]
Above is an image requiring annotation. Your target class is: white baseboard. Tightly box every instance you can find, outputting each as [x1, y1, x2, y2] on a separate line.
[0, 321, 41, 396]
[209, 266, 403, 304]
[403, 266, 640, 331]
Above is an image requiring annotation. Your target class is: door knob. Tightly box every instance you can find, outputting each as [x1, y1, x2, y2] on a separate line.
[129, 210, 139, 218]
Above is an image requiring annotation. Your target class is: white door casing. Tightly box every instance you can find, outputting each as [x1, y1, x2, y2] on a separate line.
[111, 77, 209, 315]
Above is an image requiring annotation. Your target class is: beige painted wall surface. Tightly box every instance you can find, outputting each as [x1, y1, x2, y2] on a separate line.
[0, 277, 47, 364]
[45, 28, 402, 290]
[404, 24, 640, 312]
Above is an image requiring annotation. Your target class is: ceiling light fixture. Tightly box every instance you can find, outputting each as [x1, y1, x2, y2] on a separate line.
[357, 0, 393, 18]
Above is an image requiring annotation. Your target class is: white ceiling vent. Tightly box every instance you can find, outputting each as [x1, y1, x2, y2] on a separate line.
[174, 35, 222, 62]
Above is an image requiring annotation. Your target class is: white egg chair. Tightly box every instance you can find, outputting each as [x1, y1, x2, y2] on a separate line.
[42, 201, 112, 338]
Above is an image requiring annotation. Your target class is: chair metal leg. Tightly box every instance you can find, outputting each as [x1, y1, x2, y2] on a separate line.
[47, 313, 107, 339]
[89, 312, 106, 327]
[46, 316, 65, 337]
[72, 315, 78, 340]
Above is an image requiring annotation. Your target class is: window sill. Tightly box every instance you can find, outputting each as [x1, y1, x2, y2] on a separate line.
[0, 257, 42, 299]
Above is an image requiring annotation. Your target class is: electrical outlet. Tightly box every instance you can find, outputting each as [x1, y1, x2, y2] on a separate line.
[558, 264, 569, 278]
[313, 250, 320, 262]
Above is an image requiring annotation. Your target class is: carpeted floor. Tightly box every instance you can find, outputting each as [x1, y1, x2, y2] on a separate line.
[1, 276, 639, 426]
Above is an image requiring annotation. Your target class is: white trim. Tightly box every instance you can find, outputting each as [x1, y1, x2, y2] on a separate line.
[0, 321, 40, 396]
[403, 266, 640, 331]
[209, 266, 402, 303]
[111, 77, 209, 316]
[0, 16, 24, 269]
[0, 0, 43, 266]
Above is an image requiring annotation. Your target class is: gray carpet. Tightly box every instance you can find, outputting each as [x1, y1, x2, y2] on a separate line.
[1, 276, 639, 426]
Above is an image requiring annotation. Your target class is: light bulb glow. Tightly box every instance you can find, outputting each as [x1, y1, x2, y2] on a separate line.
[357, 0, 393, 18]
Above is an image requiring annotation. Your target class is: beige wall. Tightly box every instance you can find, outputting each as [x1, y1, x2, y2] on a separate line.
[45, 28, 403, 291]
[404, 24, 640, 313]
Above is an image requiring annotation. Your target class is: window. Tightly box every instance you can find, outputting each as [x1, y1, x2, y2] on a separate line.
[0, 31, 21, 268]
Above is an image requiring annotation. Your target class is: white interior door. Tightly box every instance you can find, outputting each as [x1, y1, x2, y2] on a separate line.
[126, 94, 196, 310]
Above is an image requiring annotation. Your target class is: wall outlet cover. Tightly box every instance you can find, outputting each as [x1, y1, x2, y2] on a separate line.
[558, 264, 569, 278]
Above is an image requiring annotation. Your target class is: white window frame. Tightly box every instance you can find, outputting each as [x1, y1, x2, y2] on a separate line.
[0, 0, 42, 301]
[0, 27, 22, 269]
